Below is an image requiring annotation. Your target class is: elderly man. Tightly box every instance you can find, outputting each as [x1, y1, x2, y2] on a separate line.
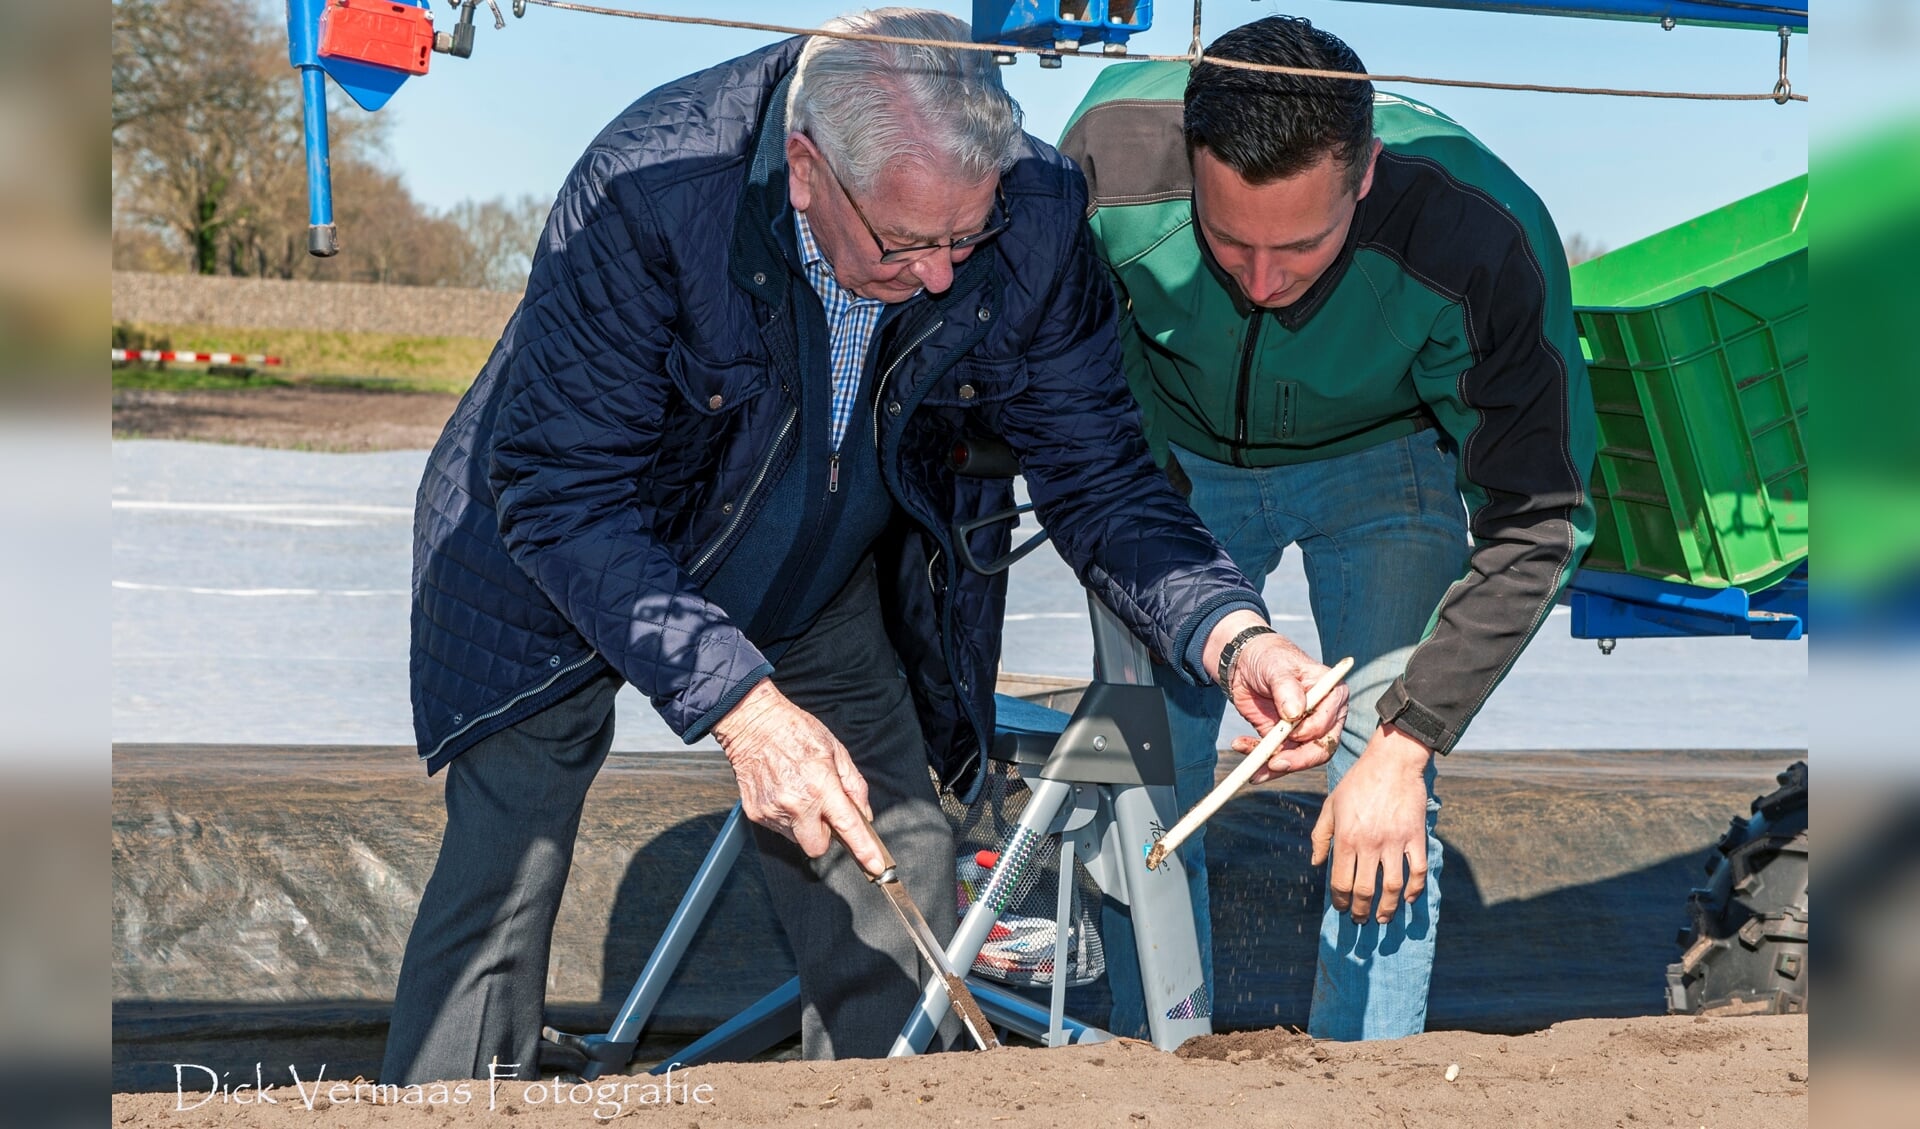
[383, 8, 1346, 1079]
[1061, 16, 1596, 1041]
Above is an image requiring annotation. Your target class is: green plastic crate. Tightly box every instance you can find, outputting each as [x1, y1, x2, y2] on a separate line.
[1572, 174, 1808, 593]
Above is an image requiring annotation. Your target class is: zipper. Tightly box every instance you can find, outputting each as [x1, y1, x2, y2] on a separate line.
[872, 319, 947, 452]
[690, 403, 798, 576]
[1231, 310, 1266, 467]
[934, 521, 988, 799]
[422, 652, 601, 760]
[863, 313, 992, 792]
[759, 322, 906, 633]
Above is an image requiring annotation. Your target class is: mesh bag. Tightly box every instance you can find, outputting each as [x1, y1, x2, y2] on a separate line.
[942, 757, 1105, 988]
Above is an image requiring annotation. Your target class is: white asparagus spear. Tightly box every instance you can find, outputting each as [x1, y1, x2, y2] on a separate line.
[1144, 656, 1355, 871]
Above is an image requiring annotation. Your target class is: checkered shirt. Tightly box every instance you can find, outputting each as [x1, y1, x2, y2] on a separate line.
[794, 210, 887, 451]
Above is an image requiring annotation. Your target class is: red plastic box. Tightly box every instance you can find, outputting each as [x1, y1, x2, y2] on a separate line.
[318, 0, 433, 76]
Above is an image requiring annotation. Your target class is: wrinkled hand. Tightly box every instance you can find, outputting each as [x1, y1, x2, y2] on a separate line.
[1310, 724, 1433, 924]
[710, 680, 884, 874]
[1216, 629, 1349, 784]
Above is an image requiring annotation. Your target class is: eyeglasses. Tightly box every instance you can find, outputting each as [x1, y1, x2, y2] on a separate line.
[811, 140, 1011, 264]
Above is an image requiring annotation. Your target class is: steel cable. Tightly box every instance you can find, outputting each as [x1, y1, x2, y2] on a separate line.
[515, 0, 1809, 103]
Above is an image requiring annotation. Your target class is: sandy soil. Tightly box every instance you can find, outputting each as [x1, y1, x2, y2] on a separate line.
[112, 386, 458, 451]
[110, 1015, 1806, 1128]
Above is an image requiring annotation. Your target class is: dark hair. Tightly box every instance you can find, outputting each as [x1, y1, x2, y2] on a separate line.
[1184, 16, 1375, 192]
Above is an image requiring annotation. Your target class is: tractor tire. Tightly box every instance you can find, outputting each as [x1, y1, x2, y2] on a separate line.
[1666, 760, 1808, 1016]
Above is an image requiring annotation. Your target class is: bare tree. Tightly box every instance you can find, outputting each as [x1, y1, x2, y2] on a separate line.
[1564, 233, 1609, 266]
[448, 195, 550, 291]
[112, 0, 258, 139]
[216, 99, 385, 281]
[323, 161, 474, 286]
[113, 0, 292, 273]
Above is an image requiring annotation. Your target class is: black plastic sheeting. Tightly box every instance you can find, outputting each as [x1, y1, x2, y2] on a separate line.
[112, 744, 1800, 1090]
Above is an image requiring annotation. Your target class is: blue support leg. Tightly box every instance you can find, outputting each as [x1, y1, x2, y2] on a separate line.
[299, 65, 338, 257]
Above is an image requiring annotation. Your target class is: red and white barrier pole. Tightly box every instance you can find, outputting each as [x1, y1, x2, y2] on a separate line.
[112, 349, 284, 366]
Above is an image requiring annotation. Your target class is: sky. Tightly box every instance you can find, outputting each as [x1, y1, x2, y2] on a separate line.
[348, 0, 1810, 254]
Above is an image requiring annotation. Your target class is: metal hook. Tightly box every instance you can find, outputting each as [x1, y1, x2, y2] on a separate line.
[1772, 26, 1792, 104]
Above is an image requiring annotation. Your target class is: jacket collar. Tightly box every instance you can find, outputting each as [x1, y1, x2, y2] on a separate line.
[729, 70, 801, 306]
[1189, 194, 1362, 331]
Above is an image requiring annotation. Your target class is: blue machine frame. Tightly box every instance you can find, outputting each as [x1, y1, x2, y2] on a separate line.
[1329, 0, 1804, 32]
[972, 1, 1154, 53]
[1568, 565, 1807, 642]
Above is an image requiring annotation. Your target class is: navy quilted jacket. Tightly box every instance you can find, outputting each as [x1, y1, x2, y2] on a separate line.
[410, 38, 1260, 793]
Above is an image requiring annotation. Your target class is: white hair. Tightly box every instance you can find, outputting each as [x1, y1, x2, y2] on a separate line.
[786, 8, 1025, 194]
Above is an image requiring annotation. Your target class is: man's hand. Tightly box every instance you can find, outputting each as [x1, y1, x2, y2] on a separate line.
[1310, 724, 1433, 924]
[1206, 612, 1349, 782]
[710, 680, 885, 874]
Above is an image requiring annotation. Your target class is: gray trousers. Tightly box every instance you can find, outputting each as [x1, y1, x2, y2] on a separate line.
[380, 563, 958, 1083]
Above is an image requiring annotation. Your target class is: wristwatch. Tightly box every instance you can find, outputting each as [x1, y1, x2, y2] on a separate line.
[1215, 624, 1275, 691]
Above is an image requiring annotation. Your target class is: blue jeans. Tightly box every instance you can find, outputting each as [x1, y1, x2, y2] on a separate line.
[1104, 430, 1470, 1041]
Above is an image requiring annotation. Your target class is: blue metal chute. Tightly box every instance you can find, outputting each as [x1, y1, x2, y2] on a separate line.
[972, 1, 1154, 60]
[1329, 0, 1804, 32]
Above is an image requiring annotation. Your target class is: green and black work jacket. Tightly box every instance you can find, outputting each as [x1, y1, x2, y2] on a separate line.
[1062, 62, 1597, 754]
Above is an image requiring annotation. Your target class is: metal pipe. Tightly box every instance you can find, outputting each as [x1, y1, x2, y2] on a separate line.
[1049, 835, 1074, 1046]
[602, 805, 750, 1045]
[1088, 595, 1154, 686]
[299, 65, 338, 256]
[970, 980, 1114, 1046]
[890, 776, 1078, 1055]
